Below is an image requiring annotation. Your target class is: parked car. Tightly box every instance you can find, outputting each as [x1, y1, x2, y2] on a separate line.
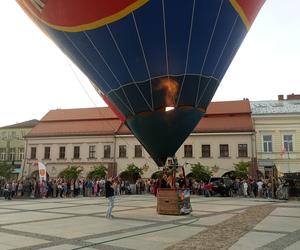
[209, 177, 234, 197]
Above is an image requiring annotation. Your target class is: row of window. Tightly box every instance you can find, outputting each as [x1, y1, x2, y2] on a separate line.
[263, 135, 293, 153]
[1, 134, 294, 161]
[30, 145, 143, 160]
[183, 144, 248, 158]
[0, 131, 26, 140]
[0, 148, 25, 161]
[29, 143, 249, 161]
[25, 134, 297, 161]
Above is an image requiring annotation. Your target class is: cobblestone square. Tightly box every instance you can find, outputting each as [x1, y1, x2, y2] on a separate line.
[0, 195, 299, 250]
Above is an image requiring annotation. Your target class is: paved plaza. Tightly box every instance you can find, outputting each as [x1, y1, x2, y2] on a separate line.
[0, 195, 299, 250]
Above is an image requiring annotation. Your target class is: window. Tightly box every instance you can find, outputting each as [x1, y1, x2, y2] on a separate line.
[18, 147, 24, 160]
[219, 144, 229, 157]
[119, 145, 127, 158]
[89, 145, 96, 158]
[283, 135, 293, 152]
[73, 146, 80, 159]
[21, 130, 26, 138]
[238, 144, 248, 157]
[15, 132, 21, 140]
[30, 147, 37, 159]
[0, 148, 6, 161]
[134, 145, 142, 158]
[263, 135, 272, 152]
[11, 131, 16, 139]
[59, 146, 65, 159]
[104, 145, 111, 158]
[184, 145, 193, 158]
[44, 147, 50, 159]
[1, 132, 7, 140]
[201, 145, 211, 158]
[7, 132, 12, 139]
[8, 148, 16, 161]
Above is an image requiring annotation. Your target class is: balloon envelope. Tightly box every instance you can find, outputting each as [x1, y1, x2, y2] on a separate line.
[17, 0, 265, 166]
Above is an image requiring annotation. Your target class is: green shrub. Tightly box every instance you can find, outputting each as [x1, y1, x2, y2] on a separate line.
[58, 166, 82, 181]
[87, 165, 107, 180]
[191, 162, 212, 183]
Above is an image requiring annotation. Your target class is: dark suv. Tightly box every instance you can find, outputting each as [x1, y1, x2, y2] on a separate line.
[209, 177, 234, 197]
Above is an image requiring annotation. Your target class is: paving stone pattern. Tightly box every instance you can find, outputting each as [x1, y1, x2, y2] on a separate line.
[0, 196, 299, 250]
[165, 204, 276, 250]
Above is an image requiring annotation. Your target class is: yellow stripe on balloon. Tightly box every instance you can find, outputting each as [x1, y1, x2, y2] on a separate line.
[22, 0, 149, 32]
[229, 0, 250, 30]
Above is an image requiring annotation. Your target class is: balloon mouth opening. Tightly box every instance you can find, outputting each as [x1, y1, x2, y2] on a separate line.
[165, 106, 175, 112]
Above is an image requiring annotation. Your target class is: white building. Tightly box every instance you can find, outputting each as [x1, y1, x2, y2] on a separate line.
[23, 100, 255, 179]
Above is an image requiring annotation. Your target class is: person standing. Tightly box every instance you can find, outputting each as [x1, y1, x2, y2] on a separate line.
[11, 181, 16, 198]
[257, 179, 263, 198]
[4, 181, 12, 200]
[18, 181, 23, 197]
[105, 178, 115, 219]
[52, 180, 57, 198]
[266, 181, 272, 199]
[79, 180, 83, 196]
[243, 180, 248, 197]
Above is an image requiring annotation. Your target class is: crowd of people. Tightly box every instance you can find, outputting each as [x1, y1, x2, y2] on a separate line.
[189, 177, 289, 200]
[0, 177, 157, 200]
[0, 175, 289, 200]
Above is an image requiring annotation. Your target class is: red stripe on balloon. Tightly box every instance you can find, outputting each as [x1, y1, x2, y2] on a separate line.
[18, 0, 143, 27]
[100, 93, 126, 122]
[230, 0, 265, 29]
[238, 0, 265, 25]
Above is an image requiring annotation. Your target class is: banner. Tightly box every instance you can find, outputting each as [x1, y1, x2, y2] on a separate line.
[38, 162, 47, 182]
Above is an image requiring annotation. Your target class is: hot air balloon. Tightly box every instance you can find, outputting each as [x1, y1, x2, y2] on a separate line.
[17, 0, 265, 168]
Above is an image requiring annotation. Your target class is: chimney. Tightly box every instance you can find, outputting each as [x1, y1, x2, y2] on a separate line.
[287, 93, 300, 100]
[278, 95, 284, 101]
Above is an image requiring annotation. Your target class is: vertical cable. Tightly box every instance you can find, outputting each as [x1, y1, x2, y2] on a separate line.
[162, 0, 169, 78]
[176, 0, 196, 107]
[197, 15, 239, 107]
[63, 32, 135, 115]
[132, 12, 154, 111]
[194, 0, 224, 107]
[106, 25, 153, 112]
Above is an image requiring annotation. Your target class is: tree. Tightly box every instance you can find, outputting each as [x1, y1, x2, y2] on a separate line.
[87, 165, 107, 180]
[190, 162, 212, 183]
[151, 171, 163, 180]
[58, 166, 82, 181]
[0, 161, 14, 179]
[119, 163, 143, 183]
[233, 161, 250, 179]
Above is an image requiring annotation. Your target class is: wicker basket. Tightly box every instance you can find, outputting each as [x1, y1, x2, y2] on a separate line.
[157, 188, 190, 215]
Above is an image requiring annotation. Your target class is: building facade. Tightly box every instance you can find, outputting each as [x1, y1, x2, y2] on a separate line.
[251, 94, 300, 195]
[251, 94, 300, 174]
[176, 99, 255, 176]
[0, 120, 39, 177]
[23, 100, 255, 179]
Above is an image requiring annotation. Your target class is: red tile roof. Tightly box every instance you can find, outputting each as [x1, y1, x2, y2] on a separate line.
[195, 99, 254, 133]
[28, 107, 121, 137]
[27, 100, 253, 137]
[28, 119, 122, 137]
[194, 115, 254, 133]
[42, 107, 117, 121]
[205, 100, 251, 115]
[116, 123, 131, 135]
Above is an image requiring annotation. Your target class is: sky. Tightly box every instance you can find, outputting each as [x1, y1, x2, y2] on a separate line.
[0, 0, 300, 127]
